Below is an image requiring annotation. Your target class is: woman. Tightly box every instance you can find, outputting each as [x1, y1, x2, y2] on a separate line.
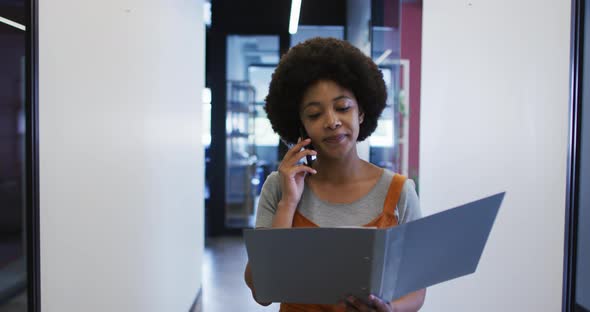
[244, 37, 426, 312]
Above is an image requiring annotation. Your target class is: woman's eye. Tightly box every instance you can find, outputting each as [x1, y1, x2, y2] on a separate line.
[337, 106, 351, 112]
[307, 113, 320, 119]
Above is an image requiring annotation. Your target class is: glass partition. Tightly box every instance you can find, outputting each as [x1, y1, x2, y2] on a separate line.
[225, 35, 279, 228]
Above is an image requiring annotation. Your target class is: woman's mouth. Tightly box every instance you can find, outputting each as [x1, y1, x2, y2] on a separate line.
[323, 134, 347, 144]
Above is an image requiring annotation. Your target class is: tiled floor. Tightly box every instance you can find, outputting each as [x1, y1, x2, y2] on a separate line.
[203, 236, 279, 312]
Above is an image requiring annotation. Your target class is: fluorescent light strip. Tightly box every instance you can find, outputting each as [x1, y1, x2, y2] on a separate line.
[0, 16, 26, 31]
[289, 0, 302, 34]
[375, 49, 392, 65]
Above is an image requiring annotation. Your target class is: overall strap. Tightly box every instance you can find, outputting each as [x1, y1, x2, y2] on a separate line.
[291, 210, 318, 228]
[382, 174, 407, 218]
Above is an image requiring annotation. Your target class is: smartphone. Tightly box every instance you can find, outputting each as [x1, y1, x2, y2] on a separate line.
[299, 128, 314, 166]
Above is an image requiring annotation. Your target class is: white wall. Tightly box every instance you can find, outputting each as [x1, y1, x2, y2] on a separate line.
[39, 0, 205, 311]
[420, 1, 570, 311]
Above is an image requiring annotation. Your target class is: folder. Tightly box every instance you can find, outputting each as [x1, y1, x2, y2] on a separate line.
[244, 192, 505, 304]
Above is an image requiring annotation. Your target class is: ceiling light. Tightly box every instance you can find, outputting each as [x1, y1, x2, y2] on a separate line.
[0, 16, 26, 31]
[289, 0, 302, 35]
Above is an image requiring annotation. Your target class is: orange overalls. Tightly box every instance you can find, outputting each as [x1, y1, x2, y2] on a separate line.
[279, 174, 407, 312]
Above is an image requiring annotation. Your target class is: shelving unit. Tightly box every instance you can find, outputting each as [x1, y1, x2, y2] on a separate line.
[225, 81, 259, 228]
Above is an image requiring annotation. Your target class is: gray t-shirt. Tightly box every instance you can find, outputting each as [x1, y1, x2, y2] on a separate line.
[255, 169, 422, 228]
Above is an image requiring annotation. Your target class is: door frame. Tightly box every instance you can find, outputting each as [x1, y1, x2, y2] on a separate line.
[25, 0, 41, 310]
[563, 0, 585, 311]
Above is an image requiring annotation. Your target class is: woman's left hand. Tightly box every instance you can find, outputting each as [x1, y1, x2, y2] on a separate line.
[341, 295, 395, 312]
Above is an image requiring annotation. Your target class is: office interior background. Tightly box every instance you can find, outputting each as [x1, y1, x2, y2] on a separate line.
[0, 0, 588, 311]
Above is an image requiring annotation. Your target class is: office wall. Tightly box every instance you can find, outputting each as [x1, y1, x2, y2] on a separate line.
[420, 1, 570, 311]
[39, 0, 205, 311]
[400, 0, 422, 183]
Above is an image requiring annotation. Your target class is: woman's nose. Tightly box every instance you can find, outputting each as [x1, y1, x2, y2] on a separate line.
[324, 110, 342, 129]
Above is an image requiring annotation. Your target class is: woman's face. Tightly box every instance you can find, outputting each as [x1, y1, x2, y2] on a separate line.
[299, 80, 364, 160]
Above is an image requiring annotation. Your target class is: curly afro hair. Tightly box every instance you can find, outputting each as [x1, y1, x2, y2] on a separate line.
[264, 37, 387, 144]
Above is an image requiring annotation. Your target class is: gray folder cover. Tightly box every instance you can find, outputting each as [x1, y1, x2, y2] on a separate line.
[244, 192, 504, 304]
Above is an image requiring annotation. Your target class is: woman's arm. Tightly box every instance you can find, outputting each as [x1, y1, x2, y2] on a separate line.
[243, 139, 316, 305]
[243, 200, 299, 306]
[270, 200, 299, 228]
[244, 262, 271, 306]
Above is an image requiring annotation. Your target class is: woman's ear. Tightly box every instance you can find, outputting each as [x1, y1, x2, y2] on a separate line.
[359, 111, 365, 124]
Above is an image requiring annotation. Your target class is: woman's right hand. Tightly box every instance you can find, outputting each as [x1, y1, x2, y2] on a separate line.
[277, 138, 317, 207]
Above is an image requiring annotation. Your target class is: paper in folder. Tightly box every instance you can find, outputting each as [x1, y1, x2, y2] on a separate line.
[244, 192, 505, 304]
